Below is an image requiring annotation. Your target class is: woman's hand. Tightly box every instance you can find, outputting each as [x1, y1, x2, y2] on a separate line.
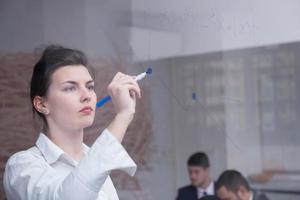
[107, 72, 141, 142]
[107, 72, 141, 116]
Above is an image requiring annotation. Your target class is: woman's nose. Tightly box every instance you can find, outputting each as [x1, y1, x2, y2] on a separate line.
[80, 88, 91, 103]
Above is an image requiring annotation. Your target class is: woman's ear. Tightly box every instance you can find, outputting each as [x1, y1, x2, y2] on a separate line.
[33, 96, 49, 115]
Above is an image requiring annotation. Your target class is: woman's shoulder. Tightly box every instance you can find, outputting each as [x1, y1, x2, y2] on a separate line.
[6, 146, 45, 168]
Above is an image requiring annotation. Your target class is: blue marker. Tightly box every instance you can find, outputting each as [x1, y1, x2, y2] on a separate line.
[96, 68, 152, 108]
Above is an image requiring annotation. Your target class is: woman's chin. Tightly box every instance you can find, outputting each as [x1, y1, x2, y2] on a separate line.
[78, 119, 95, 129]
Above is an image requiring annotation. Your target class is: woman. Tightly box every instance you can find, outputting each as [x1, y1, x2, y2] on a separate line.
[3, 45, 141, 200]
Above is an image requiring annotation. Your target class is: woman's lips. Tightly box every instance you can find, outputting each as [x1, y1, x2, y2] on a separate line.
[79, 106, 93, 114]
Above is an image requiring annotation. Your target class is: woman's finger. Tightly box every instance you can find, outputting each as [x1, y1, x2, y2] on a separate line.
[126, 84, 141, 98]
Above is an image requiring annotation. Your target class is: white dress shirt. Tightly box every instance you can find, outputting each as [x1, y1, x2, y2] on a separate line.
[249, 192, 254, 200]
[197, 181, 215, 199]
[3, 129, 137, 200]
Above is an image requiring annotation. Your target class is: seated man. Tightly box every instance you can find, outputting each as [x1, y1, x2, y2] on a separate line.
[215, 170, 269, 200]
[176, 152, 216, 200]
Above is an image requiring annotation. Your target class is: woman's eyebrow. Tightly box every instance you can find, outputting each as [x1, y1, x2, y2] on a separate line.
[86, 80, 94, 84]
[62, 80, 94, 85]
[62, 80, 78, 85]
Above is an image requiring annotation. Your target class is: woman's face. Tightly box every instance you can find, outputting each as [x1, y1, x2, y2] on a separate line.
[44, 65, 96, 131]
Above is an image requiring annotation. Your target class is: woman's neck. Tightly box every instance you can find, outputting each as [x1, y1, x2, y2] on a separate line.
[46, 124, 84, 162]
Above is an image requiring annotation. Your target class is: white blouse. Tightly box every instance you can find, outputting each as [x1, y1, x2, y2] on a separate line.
[3, 129, 137, 200]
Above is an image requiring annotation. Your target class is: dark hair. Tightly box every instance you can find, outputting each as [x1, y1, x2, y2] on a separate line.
[215, 170, 250, 192]
[187, 152, 210, 168]
[30, 45, 93, 128]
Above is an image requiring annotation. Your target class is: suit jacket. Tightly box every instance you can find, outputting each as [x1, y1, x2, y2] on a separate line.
[176, 185, 198, 200]
[176, 184, 217, 200]
[253, 191, 270, 200]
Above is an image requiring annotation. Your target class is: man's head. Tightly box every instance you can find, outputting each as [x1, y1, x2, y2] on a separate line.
[215, 170, 252, 200]
[187, 152, 211, 187]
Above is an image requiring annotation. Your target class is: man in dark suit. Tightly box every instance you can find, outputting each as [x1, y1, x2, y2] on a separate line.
[215, 170, 270, 200]
[176, 152, 217, 200]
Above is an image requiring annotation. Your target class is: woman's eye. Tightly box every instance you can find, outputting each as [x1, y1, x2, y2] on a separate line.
[63, 86, 76, 92]
[88, 85, 95, 90]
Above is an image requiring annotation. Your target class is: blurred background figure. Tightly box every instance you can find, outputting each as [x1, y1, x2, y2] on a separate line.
[176, 152, 216, 200]
[216, 170, 270, 200]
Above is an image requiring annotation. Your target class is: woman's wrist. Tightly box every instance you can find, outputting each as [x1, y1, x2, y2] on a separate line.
[115, 110, 134, 125]
[107, 111, 134, 142]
